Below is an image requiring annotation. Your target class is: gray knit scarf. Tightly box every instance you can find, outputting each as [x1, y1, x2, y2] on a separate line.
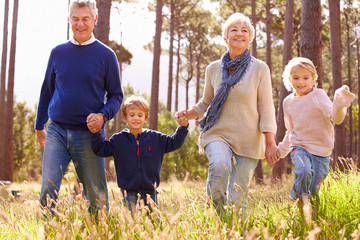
[199, 49, 253, 133]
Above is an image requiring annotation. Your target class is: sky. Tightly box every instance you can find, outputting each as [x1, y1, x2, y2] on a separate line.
[0, 0, 211, 112]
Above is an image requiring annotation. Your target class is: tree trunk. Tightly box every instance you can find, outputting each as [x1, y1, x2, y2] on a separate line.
[252, 0, 262, 184]
[357, 37, 360, 169]
[300, 0, 322, 87]
[175, 32, 181, 112]
[255, 0, 272, 184]
[329, 0, 347, 170]
[345, 13, 352, 159]
[195, 53, 201, 103]
[184, 41, 193, 110]
[94, 0, 112, 178]
[251, 0, 257, 58]
[0, 0, 9, 180]
[149, 0, 163, 130]
[94, 0, 111, 45]
[265, 0, 272, 73]
[271, 0, 294, 184]
[167, 0, 174, 112]
[116, 62, 123, 133]
[4, 0, 19, 181]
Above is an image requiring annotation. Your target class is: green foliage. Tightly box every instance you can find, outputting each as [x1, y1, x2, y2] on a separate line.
[157, 112, 208, 181]
[109, 40, 133, 66]
[12, 101, 42, 181]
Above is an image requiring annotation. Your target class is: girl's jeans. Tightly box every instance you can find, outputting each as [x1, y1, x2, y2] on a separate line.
[290, 146, 330, 200]
[205, 141, 258, 215]
[39, 122, 109, 213]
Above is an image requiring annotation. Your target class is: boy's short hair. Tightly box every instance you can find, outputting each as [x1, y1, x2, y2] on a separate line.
[121, 95, 150, 118]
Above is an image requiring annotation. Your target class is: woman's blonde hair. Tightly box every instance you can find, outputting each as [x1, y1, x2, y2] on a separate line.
[282, 57, 318, 92]
[121, 95, 150, 118]
[222, 13, 255, 45]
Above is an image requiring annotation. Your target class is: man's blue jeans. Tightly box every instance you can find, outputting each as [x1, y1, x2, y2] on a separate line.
[39, 122, 109, 213]
[290, 146, 330, 200]
[205, 141, 259, 215]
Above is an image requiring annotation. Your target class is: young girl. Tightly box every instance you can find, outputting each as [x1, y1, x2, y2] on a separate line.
[277, 57, 355, 200]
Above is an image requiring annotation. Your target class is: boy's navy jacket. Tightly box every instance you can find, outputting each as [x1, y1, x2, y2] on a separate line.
[91, 126, 188, 193]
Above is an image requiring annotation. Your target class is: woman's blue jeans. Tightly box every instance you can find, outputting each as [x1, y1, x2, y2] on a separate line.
[39, 122, 109, 213]
[205, 141, 258, 216]
[290, 146, 330, 200]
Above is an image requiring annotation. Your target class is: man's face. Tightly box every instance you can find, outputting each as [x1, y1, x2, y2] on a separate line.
[70, 6, 97, 45]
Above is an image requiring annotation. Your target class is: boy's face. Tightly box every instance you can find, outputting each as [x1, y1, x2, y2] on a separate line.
[122, 108, 148, 131]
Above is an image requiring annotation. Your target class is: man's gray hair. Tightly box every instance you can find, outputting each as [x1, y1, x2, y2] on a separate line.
[69, 0, 98, 18]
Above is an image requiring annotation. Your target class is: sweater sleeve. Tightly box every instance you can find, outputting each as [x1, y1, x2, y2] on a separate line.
[91, 132, 115, 157]
[277, 99, 293, 158]
[162, 126, 189, 153]
[332, 85, 355, 125]
[192, 62, 216, 119]
[35, 50, 56, 130]
[257, 61, 277, 134]
[98, 51, 123, 121]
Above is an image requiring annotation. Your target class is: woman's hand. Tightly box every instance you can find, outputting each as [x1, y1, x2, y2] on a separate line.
[263, 132, 280, 165]
[175, 109, 189, 127]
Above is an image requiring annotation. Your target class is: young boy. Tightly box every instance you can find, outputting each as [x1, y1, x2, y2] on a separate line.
[90, 95, 188, 211]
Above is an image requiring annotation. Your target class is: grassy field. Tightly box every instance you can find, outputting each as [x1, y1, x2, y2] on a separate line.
[1, 165, 360, 239]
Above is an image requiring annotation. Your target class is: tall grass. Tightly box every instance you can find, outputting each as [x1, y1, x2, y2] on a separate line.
[1, 164, 360, 239]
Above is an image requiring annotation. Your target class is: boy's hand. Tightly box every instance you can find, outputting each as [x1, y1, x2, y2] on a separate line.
[175, 109, 189, 127]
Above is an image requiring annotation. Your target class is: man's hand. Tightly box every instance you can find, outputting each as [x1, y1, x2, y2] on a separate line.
[87, 113, 105, 133]
[36, 130, 46, 148]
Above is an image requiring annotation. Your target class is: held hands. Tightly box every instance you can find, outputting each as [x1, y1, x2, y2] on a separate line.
[86, 113, 105, 133]
[263, 132, 280, 165]
[175, 109, 189, 127]
[264, 148, 280, 166]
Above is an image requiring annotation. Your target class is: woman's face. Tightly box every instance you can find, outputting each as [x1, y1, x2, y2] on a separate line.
[225, 21, 250, 54]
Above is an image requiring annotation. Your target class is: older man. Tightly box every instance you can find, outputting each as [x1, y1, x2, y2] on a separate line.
[35, 0, 123, 214]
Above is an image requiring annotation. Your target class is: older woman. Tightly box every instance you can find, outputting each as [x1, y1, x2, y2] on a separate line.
[176, 13, 278, 216]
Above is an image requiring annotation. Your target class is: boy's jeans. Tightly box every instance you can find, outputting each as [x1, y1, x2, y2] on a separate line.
[39, 122, 109, 213]
[205, 141, 258, 215]
[290, 146, 330, 200]
[122, 190, 158, 212]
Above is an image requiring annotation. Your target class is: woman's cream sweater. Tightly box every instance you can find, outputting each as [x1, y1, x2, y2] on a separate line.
[193, 58, 277, 160]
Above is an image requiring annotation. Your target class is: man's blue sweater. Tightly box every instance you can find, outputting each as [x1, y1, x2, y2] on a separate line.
[35, 40, 123, 130]
[91, 126, 188, 193]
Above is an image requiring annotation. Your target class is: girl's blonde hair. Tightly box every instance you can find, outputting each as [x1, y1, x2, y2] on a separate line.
[282, 57, 318, 92]
[121, 95, 150, 118]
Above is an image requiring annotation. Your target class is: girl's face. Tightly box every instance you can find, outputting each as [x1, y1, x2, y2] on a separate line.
[290, 65, 316, 96]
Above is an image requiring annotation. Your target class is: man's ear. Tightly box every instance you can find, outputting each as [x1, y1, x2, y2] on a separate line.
[95, 14, 98, 25]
